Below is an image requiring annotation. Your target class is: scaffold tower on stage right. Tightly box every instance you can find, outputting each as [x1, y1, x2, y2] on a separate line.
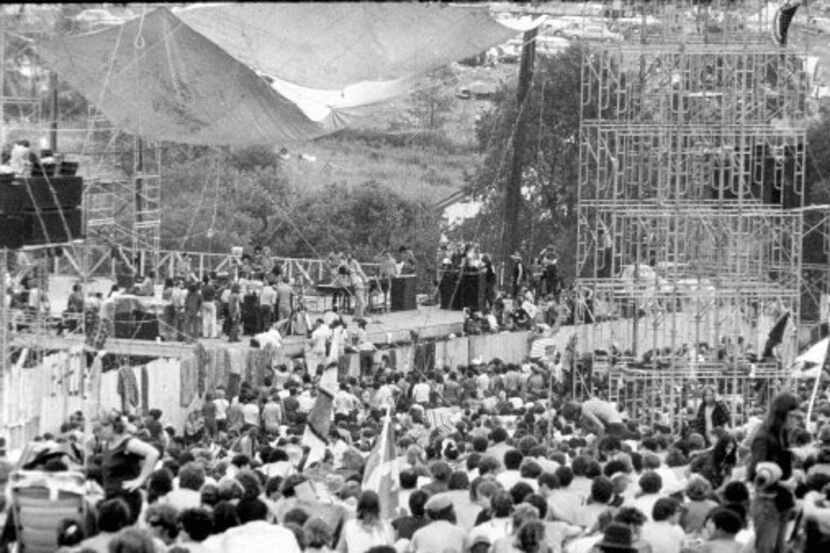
[574, 2, 810, 374]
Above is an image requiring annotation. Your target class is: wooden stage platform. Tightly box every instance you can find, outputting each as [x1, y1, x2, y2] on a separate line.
[11, 306, 465, 359]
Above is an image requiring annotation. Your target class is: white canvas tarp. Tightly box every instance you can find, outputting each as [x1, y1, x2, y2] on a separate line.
[174, 3, 521, 89]
[38, 7, 324, 145]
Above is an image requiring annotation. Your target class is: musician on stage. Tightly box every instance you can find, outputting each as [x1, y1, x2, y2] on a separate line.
[345, 251, 368, 318]
[378, 251, 398, 309]
[398, 246, 417, 275]
[510, 251, 528, 299]
[538, 246, 561, 300]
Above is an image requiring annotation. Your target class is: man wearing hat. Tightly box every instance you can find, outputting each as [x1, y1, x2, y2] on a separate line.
[410, 494, 467, 553]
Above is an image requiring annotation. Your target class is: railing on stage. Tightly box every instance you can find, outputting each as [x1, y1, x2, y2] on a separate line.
[607, 361, 791, 432]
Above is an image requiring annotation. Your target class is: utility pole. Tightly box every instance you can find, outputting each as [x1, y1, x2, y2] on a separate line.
[0, 248, 7, 439]
[502, 28, 537, 269]
[48, 71, 58, 152]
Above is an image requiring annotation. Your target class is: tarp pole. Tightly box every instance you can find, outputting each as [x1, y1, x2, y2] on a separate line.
[501, 28, 537, 267]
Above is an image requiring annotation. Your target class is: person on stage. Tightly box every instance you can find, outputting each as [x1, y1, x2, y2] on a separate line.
[399, 246, 417, 276]
[378, 251, 398, 309]
[510, 251, 527, 299]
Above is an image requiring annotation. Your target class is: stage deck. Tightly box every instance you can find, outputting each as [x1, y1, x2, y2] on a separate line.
[10, 306, 464, 358]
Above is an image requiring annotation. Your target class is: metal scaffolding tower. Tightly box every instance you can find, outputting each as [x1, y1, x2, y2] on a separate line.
[573, 1, 810, 400]
[0, 5, 163, 444]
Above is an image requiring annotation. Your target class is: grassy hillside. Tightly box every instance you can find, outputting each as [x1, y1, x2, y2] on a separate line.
[276, 62, 518, 203]
[280, 130, 476, 204]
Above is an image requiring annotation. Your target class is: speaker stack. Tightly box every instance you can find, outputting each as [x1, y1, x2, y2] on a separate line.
[439, 270, 485, 311]
[0, 166, 83, 248]
[390, 276, 417, 311]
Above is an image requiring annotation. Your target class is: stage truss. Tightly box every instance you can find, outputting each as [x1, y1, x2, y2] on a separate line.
[607, 362, 793, 430]
[0, 7, 163, 443]
[572, 1, 812, 398]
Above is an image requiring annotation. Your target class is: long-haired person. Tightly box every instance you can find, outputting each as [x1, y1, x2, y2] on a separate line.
[694, 386, 731, 446]
[747, 392, 800, 553]
[336, 491, 394, 553]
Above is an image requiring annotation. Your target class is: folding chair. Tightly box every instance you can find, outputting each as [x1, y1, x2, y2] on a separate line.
[9, 471, 91, 553]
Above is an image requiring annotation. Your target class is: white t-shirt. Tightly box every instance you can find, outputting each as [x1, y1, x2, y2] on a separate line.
[471, 517, 512, 545]
[641, 521, 685, 553]
[241, 403, 260, 426]
[260, 285, 277, 306]
[323, 310, 339, 327]
[328, 326, 346, 362]
[222, 520, 301, 553]
[477, 373, 490, 393]
[412, 382, 431, 403]
[628, 493, 662, 522]
[582, 398, 623, 424]
[214, 398, 230, 421]
[255, 328, 282, 349]
[496, 470, 524, 492]
[334, 390, 359, 415]
[298, 391, 315, 413]
[310, 324, 331, 355]
[340, 519, 394, 553]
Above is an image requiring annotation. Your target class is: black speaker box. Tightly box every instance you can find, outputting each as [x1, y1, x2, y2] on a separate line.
[390, 276, 417, 311]
[18, 176, 83, 210]
[0, 180, 25, 214]
[459, 271, 485, 312]
[0, 215, 24, 248]
[23, 208, 82, 244]
[439, 271, 460, 310]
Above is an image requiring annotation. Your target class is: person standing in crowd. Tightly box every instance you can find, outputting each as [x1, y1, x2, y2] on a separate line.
[747, 392, 800, 553]
[306, 318, 331, 373]
[410, 495, 467, 553]
[213, 386, 230, 433]
[98, 413, 160, 523]
[202, 391, 217, 438]
[201, 274, 218, 339]
[76, 498, 133, 552]
[329, 319, 348, 371]
[262, 391, 283, 436]
[694, 386, 731, 446]
[337, 491, 394, 553]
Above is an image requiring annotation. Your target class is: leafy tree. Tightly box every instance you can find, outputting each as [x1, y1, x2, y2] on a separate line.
[806, 106, 830, 206]
[407, 67, 458, 131]
[459, 44, 588, 283]
[161, 153, 443, 290]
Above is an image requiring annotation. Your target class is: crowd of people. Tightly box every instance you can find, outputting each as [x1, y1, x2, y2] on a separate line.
[2, 343, 830, 553]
